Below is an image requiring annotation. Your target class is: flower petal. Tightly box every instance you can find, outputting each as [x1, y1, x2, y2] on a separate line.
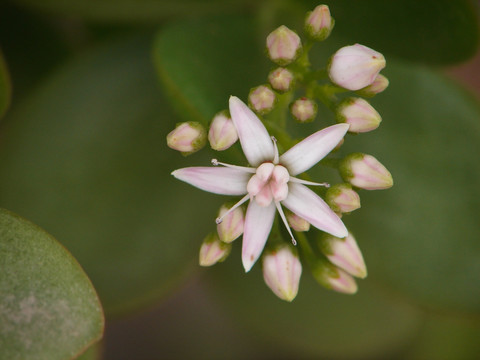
[229, 96, 275, 166]
[282, 183, 347, 238]
[279, 123, 349, 175]
[242, 201, 276, 272]
[172, 167, 249, 195]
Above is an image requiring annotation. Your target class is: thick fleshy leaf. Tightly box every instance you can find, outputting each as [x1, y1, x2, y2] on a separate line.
[0, 208, 104, 360]
[322, 0, 479, 65]
[242, 201, 276, 272]
[280, 123, 349, 175]
[172, 167, 250, 195]
[283, 183, 347, 238]
[0, 35, 221, 316]
[229, 96, 275, 167]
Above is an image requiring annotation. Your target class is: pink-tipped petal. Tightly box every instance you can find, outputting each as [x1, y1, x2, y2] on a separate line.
[229, 96, 275, 166]
[280, 124, 349, 175]
[172, 167, 249, 195]
[282, 183, 347, 238]
[242, 201, 276, 272]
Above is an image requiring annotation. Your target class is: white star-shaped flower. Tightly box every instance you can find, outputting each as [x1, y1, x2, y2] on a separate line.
[172, 96, 349, 272]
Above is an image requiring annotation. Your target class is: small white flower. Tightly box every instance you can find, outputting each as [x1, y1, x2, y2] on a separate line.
[172, 96, 349, 272]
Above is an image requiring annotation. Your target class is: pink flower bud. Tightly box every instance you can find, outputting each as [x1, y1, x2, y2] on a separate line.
[286, 211, 310, 232]
[268, 67, 294, 92]
[319, 233, 367, 278]
[312, 260, 358, 294]
[290, 97, 317, 123]
[305, 5, 335, 41]
[216, 204, 244, 243]
[266, 25, 302, 66]
[357, 73, 389, 97]
[167, 121, 206, 154]
[326, 183, 361, 213]
[262, 246, 302, 301]
[249, 85, 276, 115]
[329, 44, 386, 91]
[340, 153, 393, 190]
[336, 97, 382, 133]
[208, 112, 238, 151]
[199, 233, 231, 267]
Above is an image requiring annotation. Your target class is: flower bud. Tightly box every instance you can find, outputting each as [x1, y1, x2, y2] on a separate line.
[262, 245, 302, 301]
[286, 211, 310, 232]
[199, 233, 231, 267]
[266, 25, 302, 66]
[167, 122, 206, 154]
[356, 73, 389, 97]
[312, 260, 358, 294]
[336, 97, 381, 133]
[305, 5, 335, 41]
[340, 153, 393, 190]
[268, 67, 294, 93]
[208, 112, 238, 151]
[319, 233, 367, 278]
[249, 85, 276, 115]
[328, 44, 386, 91]
[216, 204, 244, 243]
[326, 183, 361, 213]
[290, 97, 317, 123]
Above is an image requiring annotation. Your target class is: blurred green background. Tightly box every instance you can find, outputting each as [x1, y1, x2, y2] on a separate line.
[0, 0, 479, 359]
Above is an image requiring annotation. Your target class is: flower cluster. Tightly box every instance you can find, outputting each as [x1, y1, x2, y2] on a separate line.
[167, 4, 392, 301]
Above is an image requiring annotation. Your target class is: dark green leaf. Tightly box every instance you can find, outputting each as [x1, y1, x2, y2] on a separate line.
[0, 34, 221, 316]
[317, 0, 480, 65]
[154, 16, 268, 126]
[208, 257, 422, 359]
[0, 208, 104, 360]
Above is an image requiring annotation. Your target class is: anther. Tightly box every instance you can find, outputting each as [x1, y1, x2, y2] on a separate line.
[211, 159, 219, 166]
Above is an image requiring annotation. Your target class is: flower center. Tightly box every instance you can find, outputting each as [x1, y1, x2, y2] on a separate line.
[247, 163, 290, 207]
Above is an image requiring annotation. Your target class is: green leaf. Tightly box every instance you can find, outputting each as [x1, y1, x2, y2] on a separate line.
[0, 51, 11, 118]
[0, 34, 221, 316]
[154, 16, 268, 126]
[406, 312, 480, 359]
[208, 257, 422, 359]
[343, 60, 480, 314]
[0, 208, 104, 360]
[315, 0, 480, 65]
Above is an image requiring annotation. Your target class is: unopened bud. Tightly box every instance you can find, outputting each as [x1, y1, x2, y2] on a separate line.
[262, 245, 302, 301]
[326, 183, 361, 213]
[286, 211, 310, 232]
[266, 25, 302, 66]
[305, 5, 335, 41]
[336, 97, 381, 133]
[217, 204, 244, 243]
[167, 122, 206, 154]
[290, 97, 317, 123]
[199, 233, 231, 267]
[268, 67, 294, 93]
[340, 153, 393, 190]
[249, 85, 276, 115]
[312, 260, 358, 294]
[319, 233, 367, 278]
[208, 112, 238, 151]
[328, 44, 386, 91]
[357, 73, 389, 97]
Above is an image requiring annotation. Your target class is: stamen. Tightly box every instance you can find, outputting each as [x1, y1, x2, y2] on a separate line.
[215, 194, 250, 224]
[211, 159, 256, 173]
[274, 202, 297, 246]
[271, 136, 279, 164]
[289, 177, 330, 187]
